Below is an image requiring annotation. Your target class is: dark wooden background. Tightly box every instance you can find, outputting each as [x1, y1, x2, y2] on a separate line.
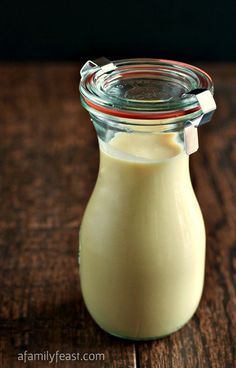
[0, 63, 235, 367]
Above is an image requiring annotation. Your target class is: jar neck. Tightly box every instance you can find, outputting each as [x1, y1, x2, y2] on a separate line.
[90, 114, 188, 164]
[90, 113, 187, 141]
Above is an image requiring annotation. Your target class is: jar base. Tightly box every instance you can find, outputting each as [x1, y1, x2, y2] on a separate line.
[95, 318, 192, 341]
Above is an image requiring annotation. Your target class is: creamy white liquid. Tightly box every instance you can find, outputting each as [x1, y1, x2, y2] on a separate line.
[80, 132, 205, 339]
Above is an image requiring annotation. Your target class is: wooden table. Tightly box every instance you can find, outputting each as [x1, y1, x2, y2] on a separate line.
[0, 63, 235, 368]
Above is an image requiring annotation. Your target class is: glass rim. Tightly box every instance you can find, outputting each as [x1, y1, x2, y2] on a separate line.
[79, 58, 214, 124]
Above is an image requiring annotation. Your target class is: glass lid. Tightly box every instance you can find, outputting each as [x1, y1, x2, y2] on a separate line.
[80, 58, 214, 121]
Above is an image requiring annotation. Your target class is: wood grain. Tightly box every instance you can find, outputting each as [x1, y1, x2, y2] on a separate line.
[0, 63, 235, 368]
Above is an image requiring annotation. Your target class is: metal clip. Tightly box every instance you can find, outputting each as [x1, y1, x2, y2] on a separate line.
[188, 89, 216, 127]
[184, 124, 199, 155]
[80, 57, 116, 79]
[183, 88, 216, 155]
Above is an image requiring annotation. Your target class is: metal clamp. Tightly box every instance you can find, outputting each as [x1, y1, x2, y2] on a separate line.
[187, 88, 216, 126]
[184, 88, 216, 155]
[80, 57, 116, 79]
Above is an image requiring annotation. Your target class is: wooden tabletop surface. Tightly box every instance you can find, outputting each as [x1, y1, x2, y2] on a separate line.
[0, 63, 235, 368]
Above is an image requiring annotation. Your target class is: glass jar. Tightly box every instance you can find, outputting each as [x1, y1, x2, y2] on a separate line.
[79, 58, 216, 340]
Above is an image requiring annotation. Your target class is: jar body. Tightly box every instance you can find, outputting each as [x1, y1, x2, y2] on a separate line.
[79, 129, 205, 340]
